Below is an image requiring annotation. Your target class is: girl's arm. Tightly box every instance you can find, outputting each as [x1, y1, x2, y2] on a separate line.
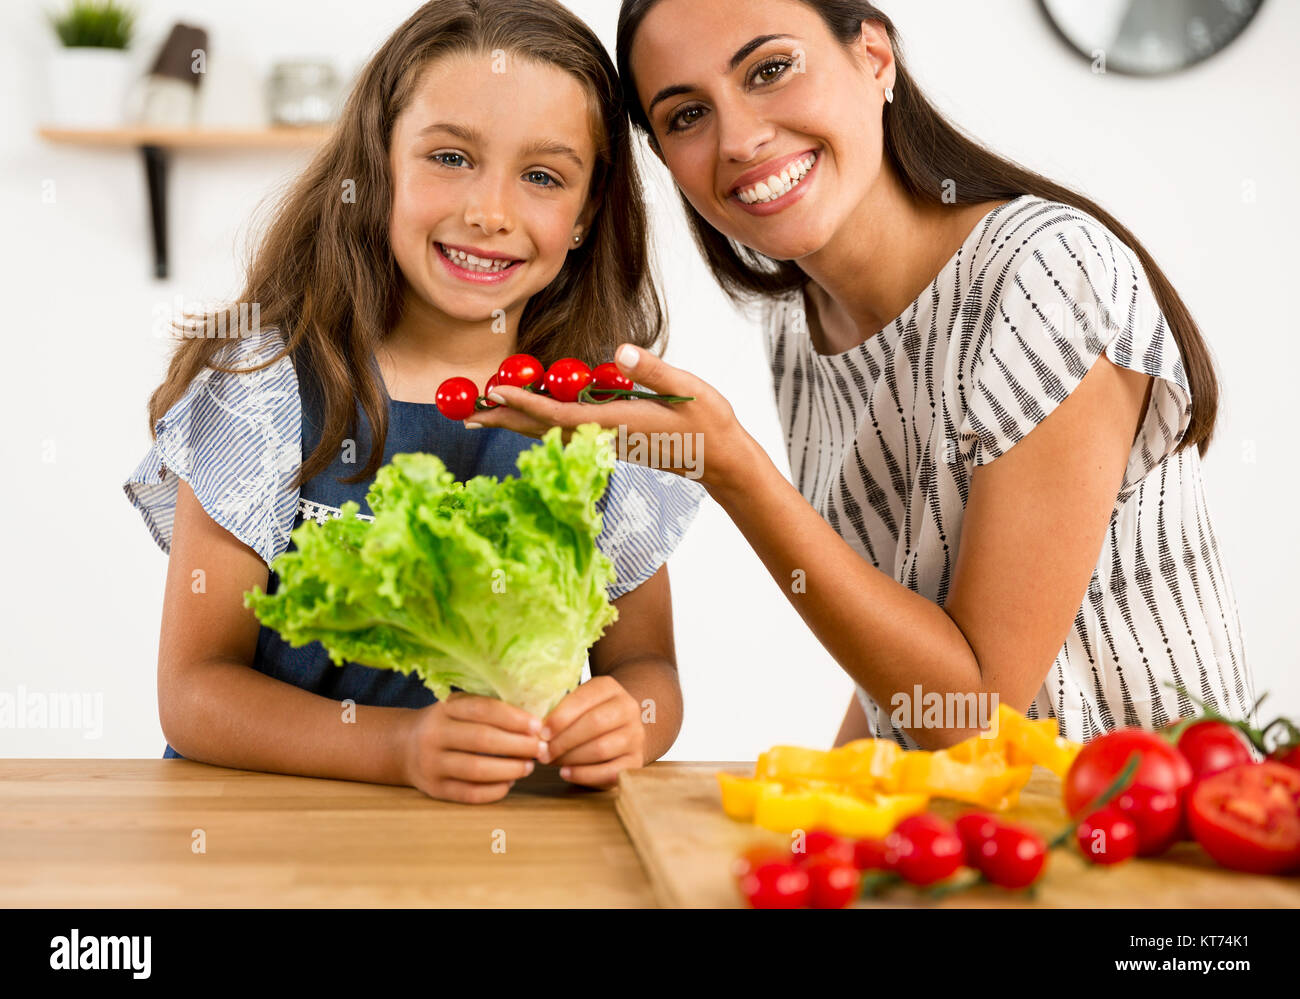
[159, 479, 541, 800]
[539, 565, 683, 786]
[475, 348, 1150, 750]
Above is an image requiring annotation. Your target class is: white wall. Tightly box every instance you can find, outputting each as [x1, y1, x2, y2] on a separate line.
[1, 0, 1294, 760]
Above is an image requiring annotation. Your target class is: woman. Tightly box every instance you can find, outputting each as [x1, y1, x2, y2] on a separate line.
[467, 0, 1253, 750]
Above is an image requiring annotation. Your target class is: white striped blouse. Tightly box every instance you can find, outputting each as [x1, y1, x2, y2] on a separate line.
[762, 195, 1254, 746]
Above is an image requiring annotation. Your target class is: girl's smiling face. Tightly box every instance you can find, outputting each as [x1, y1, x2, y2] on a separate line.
[629, 0, 893, 262]
[388, 51, 599, 326]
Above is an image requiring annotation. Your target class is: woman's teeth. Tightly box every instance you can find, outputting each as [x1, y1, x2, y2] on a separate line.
[737, 152, 817, 205]
[438, 244, 517, 273]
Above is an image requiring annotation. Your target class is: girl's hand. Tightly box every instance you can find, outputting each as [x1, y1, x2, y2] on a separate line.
[539, 675, 646, 789]
[465, 344, 754, 492]
[402, 693, 543, 803]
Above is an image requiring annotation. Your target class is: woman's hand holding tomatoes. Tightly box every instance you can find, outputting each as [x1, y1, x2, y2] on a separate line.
[461, 344, 757, 493]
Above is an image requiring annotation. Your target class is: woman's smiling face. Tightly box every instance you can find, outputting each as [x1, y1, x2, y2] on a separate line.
[629, 0, 893, 261]
[388, 51, 598, 325]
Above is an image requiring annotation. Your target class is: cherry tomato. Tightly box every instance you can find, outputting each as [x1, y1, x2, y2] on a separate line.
[542, 358, 593, 402]
[496, 353, 544, 390]
[481, 373, 502, 409]
[730, 844, 785, 882]
[852, 837, 897, 872]
[590, 361, 634, 400]
[791, 829, 855, 867]
[975, 824, 1047, 889]
[954, 812, 1001, 867]
[886, 814, 965, 886]
[1064, 728, 1194, 819]
[435, 377, 478, 421]
[1273, 744, 1300, 772]
[1113, 783, 1182, 856]
[805, 858, 860, 909]
[739, 861, 812, 909]
[1188, 761, 1300, 875]
[1178, 721, 1254, 781]
[1075, 806, 1139, 865]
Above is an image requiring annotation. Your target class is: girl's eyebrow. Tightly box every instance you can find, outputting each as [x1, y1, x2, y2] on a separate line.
[417, 121, 584, 169]
[646, 33, 796, 116]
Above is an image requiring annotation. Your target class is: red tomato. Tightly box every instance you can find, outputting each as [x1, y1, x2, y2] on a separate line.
[739, 861, 812, 909]
[805, 858, 860, 909]
[1075, 806, 1139, 865]
[481, 373, 502, 409]
[975, 824, 1048, 889]
[954, 812, 1001, 867]
[590, 361, 634, 401]
[791, 830, 855, 867]
[886, 814, 965, 886]
[730, 845, 785, 882]
[852, 838, 897, 872]
[1113, 784, 1182, 856]
[435, 377, 478, 421]
[1271, 744, 1300, 773]
[543, 358, 593, 402]
[1187, 761, 1300, 875]
[1064, 728, 1194, 819]
[1178, 721, 1254, 780]
[496, 353, 544, 390]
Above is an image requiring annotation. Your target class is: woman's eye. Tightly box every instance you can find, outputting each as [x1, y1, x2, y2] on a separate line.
[667, 105, 706, 133]
[751, 56, 793, 86]
[525, 170, 560, 188]
[430, 152, 466, 168]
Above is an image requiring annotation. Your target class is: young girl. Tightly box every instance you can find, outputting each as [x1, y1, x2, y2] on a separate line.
[123, 0, 703, 802]
[471, 0, 1255, 750]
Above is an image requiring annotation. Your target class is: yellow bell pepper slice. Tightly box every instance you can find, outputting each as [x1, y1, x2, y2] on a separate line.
[755, 745, 834, 782]
[993, 703, 1082, 777]
[822, 791, 930, 839]
[754, 787, 827, 833]
[716, 773, 784, 821]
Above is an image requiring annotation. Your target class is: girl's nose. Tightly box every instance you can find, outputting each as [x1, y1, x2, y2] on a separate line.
[464, 178, 513, 234]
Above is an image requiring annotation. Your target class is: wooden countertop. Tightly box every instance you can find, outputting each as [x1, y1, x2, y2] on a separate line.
[0, 758, 686, 908]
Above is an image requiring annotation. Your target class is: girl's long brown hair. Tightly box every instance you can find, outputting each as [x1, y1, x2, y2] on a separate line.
[617, 0, 1218, 456]
[147, 0, 664, 488]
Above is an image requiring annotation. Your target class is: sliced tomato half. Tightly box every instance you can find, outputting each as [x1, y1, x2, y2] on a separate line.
[1187, 761, 1300, 875]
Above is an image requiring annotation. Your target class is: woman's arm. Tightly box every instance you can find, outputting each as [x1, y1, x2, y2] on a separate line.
[834, 692, 871, 747]
[474, 347, 1150, 750]
[706, 354, 1151, 749]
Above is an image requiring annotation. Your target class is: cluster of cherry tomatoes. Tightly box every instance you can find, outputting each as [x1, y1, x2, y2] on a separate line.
[1064, 710, 1300, 874]
[733, 811, 1049, 909]
[434, 352, 693, 421]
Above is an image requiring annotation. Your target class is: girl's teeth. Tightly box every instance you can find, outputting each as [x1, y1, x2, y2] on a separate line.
[738, 153, 816, 204]
[439, 244, 515, 272]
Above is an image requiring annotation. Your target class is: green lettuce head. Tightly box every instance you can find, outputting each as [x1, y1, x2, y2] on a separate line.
[244, 424, 620, 718]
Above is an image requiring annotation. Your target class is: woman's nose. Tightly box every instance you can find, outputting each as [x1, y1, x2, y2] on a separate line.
[715, 98, 777, 164]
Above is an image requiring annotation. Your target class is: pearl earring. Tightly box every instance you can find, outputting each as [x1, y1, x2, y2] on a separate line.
[573, 233, 582, 245]
[884, 86, 894, 104]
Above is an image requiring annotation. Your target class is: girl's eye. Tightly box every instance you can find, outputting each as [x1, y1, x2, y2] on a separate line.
[430, 152, 466, 168]
[525, 170, 561, 188]
[663, 56, 795, 134]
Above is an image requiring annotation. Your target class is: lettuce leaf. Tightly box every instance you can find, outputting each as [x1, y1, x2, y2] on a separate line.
[244, 424, 620, 718]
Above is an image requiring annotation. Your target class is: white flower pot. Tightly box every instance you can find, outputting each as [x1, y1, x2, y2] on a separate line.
[48, 47, 134, 128]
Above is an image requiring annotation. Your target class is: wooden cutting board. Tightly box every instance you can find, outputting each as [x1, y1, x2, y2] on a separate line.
[616, 762, 1300, 908]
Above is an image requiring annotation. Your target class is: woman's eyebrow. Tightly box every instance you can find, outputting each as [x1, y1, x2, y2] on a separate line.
[417, 122, 583, 168]
[647, 33, 797, 116]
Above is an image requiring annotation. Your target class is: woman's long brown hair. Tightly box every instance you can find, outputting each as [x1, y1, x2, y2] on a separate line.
[617, 0, 1218, 456]
[146, 0, 665, 488]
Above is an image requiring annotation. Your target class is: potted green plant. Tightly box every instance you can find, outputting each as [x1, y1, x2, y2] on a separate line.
[47, 0, 137, 127]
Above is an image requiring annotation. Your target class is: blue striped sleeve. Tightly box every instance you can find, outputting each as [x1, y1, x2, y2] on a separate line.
[122, 327, 303, 567]
[595, 462, 705, 600]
